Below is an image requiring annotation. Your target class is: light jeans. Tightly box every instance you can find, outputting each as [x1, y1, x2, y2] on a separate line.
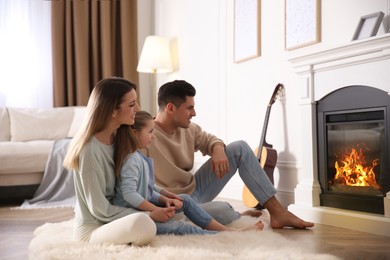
[155, 194, 218, 235]
[191, 140, 277, 225]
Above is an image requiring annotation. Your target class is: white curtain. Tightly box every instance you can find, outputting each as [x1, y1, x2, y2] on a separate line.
[0, 0, 52, 108]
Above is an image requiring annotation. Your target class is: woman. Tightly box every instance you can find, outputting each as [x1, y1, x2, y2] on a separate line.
[63, 77, 158, 245]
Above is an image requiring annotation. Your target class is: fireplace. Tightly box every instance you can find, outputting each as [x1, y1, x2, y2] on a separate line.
[287, 34, 390, 237]
[317, 85, 390, 214]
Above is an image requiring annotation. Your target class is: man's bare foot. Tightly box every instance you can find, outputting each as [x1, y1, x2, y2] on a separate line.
[270, 210, 314, 229]
[240, 209, 262, 218]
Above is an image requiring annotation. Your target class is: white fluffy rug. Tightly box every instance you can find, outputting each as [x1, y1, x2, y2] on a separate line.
[29, 216, 339, 260]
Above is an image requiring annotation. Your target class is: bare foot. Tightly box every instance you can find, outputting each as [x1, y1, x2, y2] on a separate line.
[228, 220, 264, 232]
[270, 210, 314, 229]
[242, 220, 264, 231]
[240, 209, 262, 218]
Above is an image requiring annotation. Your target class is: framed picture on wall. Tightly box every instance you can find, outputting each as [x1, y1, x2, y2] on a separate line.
[352, 12, 384, 41]
[285, 0, 321, 51]
[234, 0, 261, 63]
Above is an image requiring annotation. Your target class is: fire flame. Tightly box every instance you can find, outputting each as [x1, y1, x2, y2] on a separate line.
[334, 147, 379, 188]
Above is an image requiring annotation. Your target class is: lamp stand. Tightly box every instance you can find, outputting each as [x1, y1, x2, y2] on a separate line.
[150, 69, 157, 117]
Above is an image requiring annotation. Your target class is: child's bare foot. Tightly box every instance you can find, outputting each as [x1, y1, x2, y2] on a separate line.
[241, 220, 264, 231]
[240, 209, 262, 218]
[270, 210, 314, 229]
[228, 221, 264, 232]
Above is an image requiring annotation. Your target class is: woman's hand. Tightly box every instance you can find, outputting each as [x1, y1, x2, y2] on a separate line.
[149, 206, 176, 223]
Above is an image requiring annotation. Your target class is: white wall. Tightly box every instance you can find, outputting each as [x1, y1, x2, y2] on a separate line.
[148, 0, 390, 204]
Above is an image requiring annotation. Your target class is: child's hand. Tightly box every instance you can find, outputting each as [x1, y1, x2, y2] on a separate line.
[149, 206, 176, 223]
[164, 191, 183, 201]
[165, 198, 183, 209]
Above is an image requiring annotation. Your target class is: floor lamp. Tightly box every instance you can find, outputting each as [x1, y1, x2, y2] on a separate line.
[137, 36, 173, 116]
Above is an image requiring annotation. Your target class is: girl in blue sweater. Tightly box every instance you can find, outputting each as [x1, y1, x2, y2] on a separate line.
[114, 111, 264, 235]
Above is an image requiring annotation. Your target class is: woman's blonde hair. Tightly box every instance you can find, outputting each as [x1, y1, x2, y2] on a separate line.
[63, 77, 137, 177]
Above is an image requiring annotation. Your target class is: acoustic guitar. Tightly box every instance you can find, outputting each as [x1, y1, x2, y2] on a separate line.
[242, 83, 284, 209]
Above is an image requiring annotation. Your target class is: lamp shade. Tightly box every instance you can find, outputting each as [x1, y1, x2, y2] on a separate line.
[137, 36, 173, 73]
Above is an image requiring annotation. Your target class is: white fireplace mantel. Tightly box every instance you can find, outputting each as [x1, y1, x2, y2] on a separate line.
[290, 34, 390, 72]
[290, 34, 390, 102]
[287, 34, 390, 237]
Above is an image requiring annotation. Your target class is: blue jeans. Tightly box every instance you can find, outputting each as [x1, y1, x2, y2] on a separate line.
[155, 194, 218, 235]
[191, 140, 277, 225]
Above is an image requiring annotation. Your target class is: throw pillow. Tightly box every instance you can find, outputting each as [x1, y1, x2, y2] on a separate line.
[9, 107, 74, 142]
[67, 107, 87, 137]
[0, 108, 10, 141]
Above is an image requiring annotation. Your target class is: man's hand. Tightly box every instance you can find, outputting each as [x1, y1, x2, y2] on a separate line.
[149, 206, 176, 223]
[211, 143, 229, 178]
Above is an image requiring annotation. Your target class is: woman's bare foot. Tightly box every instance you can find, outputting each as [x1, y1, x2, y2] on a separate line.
[240, 209, 262, 218]
[270, 210, 314, 229]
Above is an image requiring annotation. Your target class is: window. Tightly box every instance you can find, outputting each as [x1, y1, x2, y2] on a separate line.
[0, 0, 52, 108]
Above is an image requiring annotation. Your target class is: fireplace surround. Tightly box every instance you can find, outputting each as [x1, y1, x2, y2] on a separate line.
[288, 34, 390, 237]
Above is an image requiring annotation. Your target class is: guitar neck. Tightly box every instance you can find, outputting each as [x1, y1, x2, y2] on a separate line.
[255, 83, 284, 161]
[256, 104, 272, 160]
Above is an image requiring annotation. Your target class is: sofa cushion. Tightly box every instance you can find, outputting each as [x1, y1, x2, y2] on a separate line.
[0, 140, 53, 175]
[8, 107, 74, 142]
[67, 107, 87, 137]
[0, 108, 10, 141]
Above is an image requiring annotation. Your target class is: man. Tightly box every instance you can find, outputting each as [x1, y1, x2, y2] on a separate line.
[147, 80, 313, 229]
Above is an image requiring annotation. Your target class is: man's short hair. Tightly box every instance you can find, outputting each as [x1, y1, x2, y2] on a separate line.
[158, 80, 196, 109]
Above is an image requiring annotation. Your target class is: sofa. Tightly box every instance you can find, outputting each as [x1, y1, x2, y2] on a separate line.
[0, 106, 86, 203]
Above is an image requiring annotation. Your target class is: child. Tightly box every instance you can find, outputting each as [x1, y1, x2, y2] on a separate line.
[113, 111, 264, 235]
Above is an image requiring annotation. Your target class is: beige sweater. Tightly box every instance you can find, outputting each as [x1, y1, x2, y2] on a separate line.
[147, 122, 224, 194]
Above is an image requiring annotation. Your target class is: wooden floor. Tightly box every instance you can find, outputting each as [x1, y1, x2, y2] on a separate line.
[1, 200, 390, 260]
